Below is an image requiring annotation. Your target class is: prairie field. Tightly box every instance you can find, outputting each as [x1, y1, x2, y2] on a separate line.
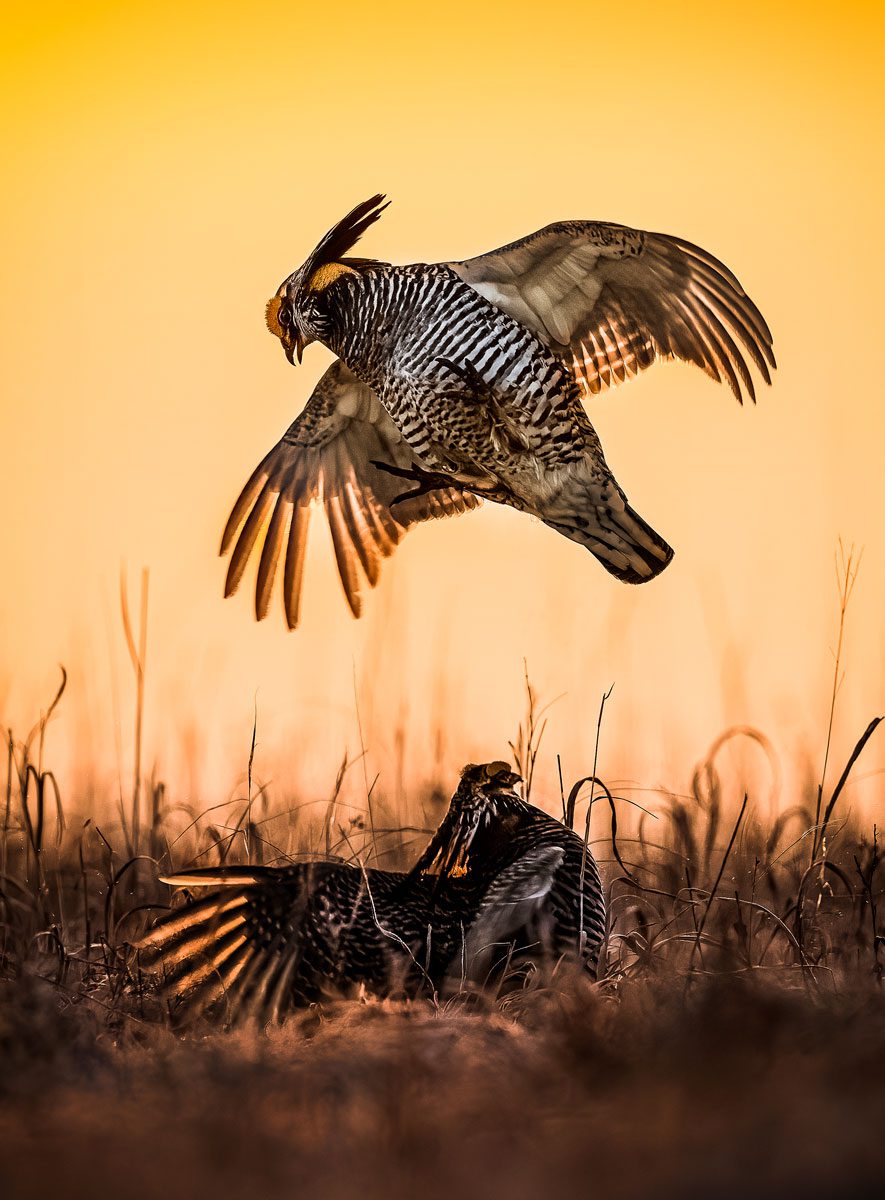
[2, 650, 882, 1200]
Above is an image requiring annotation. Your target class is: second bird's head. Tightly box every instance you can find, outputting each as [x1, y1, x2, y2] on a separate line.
[264, 194, 390, 364]
[414, 762, 525, 880]
[451, 760, 525, 833]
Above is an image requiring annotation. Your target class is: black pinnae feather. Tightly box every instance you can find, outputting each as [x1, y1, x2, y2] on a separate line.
[305, 194, 389, 277]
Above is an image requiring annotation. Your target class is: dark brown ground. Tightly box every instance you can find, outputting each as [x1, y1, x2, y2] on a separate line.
[2, 970, 884, 1200]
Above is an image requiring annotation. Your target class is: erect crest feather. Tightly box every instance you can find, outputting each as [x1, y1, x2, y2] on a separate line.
[303, 194, 389, 280]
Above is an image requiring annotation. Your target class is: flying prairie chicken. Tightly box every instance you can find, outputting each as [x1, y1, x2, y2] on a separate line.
[135, 762, 606, 1023]
[222, 196, 775, 627]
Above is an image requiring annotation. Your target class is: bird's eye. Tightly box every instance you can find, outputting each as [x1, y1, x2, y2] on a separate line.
[278, 304, 291, 328]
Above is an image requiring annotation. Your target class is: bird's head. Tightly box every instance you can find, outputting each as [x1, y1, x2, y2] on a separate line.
[411, 761, 525, 880]
[458, 760, 524, 797]
[265, 194, 389, 364]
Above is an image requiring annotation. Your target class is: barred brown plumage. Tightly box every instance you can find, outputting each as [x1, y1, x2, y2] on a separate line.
[223, 195, 775, 627]
[134, 762, 606, 1023]
[135, 861, 447, 1023]
[413, 761, 606, 986]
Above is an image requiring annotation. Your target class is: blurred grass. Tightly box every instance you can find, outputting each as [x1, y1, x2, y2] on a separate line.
[2, 657, 882, 1004]
[1, 968, 884, 1200]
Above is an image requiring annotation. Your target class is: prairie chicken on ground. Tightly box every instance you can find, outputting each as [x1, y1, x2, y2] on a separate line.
[135, 762, 606, 1023]
[223, 196, 775, 626]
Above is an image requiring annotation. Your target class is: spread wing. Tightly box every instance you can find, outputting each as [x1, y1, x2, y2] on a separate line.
[449, 221, 775, 404]
[221, 359, 481, 628]
[444, 846, 566, 988]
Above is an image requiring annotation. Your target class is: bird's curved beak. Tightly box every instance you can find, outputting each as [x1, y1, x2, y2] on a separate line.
[282, 332, 306, 365]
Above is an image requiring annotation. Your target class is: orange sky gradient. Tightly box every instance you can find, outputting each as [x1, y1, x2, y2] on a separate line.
[1, 2, 883, 821]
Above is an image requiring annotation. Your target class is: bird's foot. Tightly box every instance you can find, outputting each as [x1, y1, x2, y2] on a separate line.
[370, 460, 423, 482]
[371, 459, 455, 507]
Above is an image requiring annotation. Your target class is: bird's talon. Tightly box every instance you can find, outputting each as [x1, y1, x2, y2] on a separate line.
[390, 472, 451, 507]
[370, 458, 418, 481]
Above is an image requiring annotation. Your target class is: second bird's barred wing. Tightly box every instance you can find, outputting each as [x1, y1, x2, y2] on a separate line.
[134, 864, 334, 1024]
[135, 862, 435, 1022]
[221, 359, 481, 627]
[449, 221, 775, 404]
[444, 846, 565, 988]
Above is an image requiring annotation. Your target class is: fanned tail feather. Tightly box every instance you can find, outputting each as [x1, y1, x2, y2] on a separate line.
[158, 866, 277, 888]
[134, 867, 307, 1025]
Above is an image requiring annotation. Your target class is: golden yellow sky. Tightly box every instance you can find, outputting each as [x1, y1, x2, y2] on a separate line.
[1, 2, 883, 815]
